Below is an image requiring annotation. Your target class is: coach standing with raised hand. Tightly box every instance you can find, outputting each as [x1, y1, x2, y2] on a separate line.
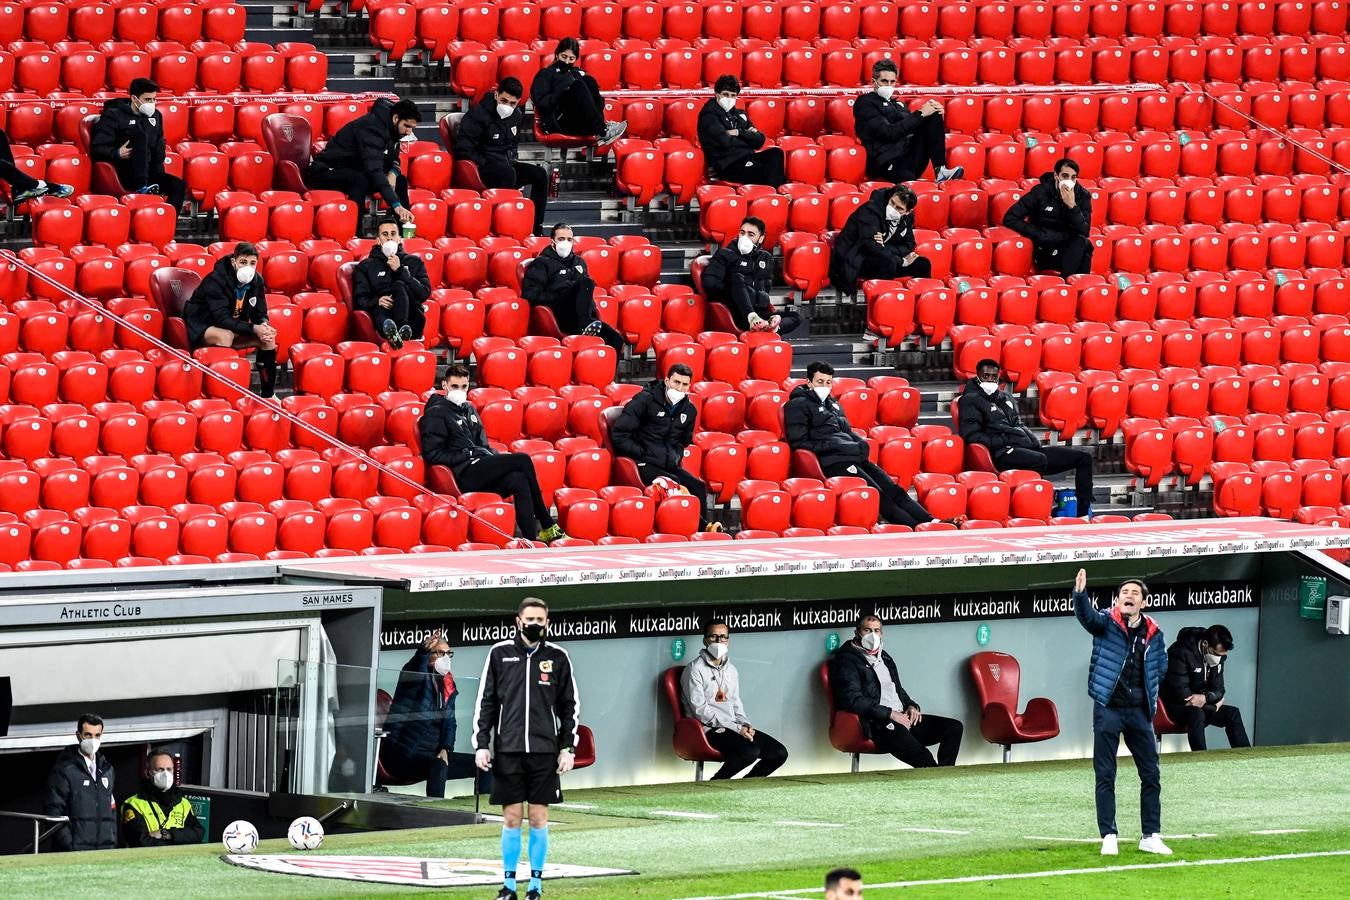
[1072, 568, 1171, 858]
[474, 598, 579, 900]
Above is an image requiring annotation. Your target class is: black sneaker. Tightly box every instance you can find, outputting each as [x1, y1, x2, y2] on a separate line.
[581, 319, 604, 337]
[11, 185, 45, 204]
[138, 184, 161, 195]
[398, 324, 413, 342]
[493, 890, 518, 900]
[525, 891, 541, 900]
[381, 318, 403, 349]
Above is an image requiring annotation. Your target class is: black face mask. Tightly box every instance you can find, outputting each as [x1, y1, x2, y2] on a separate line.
[521, 623, 546, 642]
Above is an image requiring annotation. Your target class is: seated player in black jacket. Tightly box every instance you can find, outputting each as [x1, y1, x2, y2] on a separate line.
[307, 96, 419, 223]
[696, 75, 785, 187]
[530, 37, 627, 146]
[828, 184, 931, 297]
[700, 216, 801, 335]
[1002, 157, 1094, 277]
[853, 60, 963, 184]
[520, 223, 624, 351]
[181, 241, 278, 398]
[352, 217, 433, 349]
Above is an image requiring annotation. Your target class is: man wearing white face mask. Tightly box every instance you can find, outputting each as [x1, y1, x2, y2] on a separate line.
[700, 216, 802, 335]
[854, 60, 963, 184]
[829, 184, 931, 298]
[353, 217, 433, 350]
[45, 713, 117, 851]
[521, 223, 624, 351]
[121, 750, 205, 846]
[1163, 624, 1250, 751]
[696, 75, 786, 187]
[182, 241, 279, 398]
[89, 77, 186, 210]
[453, 77, 549, 235]
[1002, 157, 1094, 276]
[681, 620, 789, 779]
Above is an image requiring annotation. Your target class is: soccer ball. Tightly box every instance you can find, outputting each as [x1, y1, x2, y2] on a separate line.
[222, 819, 259, 853]
[287, 816, 324, 850]
[646, 475, 689, 503]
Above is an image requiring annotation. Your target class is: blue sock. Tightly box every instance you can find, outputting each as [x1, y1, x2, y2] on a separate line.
[528, 825, 549, 891]
[501, 826, 522, 890]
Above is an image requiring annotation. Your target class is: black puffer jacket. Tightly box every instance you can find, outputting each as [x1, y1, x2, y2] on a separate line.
[89, 97, 166, 178]
[352, 244, 432, 313]
[1164, 626, 1227, 708]
[829, 185, 916, 292]
[521, 245, 591, 308]
[182, 256, 268, 345]
[610, 379, 696, 472]
[829, 641, 920, 740]
[696, 98, 766, 177]
[701, 241, 773, 298]
[853, 90, 925, 176]
[957, 378, 1040, 455]
[530, 61, 583, 132]
[45, 747, 117, 851]
[311, 97, 404, 208]
[783, 383, 868, 470]
[1002, 172, 1092, 245]
[453, 95, 523, 165]
[418, 393, 496, 478]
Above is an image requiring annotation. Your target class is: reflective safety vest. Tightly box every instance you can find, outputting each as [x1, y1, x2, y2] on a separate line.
[122, 793, 193, 833]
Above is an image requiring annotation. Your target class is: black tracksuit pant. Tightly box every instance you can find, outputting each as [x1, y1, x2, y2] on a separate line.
[704, 727, 789, 779]
[367, 281, 426, 338]
[455, 453, 555, 537]
[994, 445, 1095, 514]
[1033, 235, 1094, 277]
[823, 459, 933, 528]
[307, 162, 410, 210]
[637, 461, 711, 529]
[554, 77, 606, 138]
[866, 114, 949, 182]
[1164, 702, 1251, 752]
[478, 157, 548, 233]
[708, 270, 802, 335]
[870, 714, 963, 767]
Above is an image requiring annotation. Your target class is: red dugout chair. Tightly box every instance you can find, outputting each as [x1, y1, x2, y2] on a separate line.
[819, 659, 882, 773]
[660, 666, 722, 781]
[968, 651, 1060, 762]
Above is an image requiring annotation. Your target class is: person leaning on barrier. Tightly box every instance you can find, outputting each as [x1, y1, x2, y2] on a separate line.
[854, 60, 963, 184]
[530, 37, 627, 147]
[306, 96, 419, 223]
[120, 749, 204, 847]
[1163, 624, 1251, 752]
[828, 184, 931, 298]
[89, 77, 186, 210]
[1001, 157, 1094, 277]
[45, 713, 117, 852]
[353, 216, 433, 350]
[697, 75, 786, 187]
[453, 77, 549, 236]
[182, 241, 278, 398]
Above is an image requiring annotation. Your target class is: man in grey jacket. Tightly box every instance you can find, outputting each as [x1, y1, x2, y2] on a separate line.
[680, 620, 788, 779]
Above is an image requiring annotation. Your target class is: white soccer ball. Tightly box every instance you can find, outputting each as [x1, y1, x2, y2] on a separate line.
[222, 819, 259, 853]
[287, 815, 325, 850]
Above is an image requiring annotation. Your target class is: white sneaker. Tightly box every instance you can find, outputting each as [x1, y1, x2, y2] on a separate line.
[1100, 834, 1118, 856]
[1138, 834, 1173, 855]
[935, 164, 965, 184]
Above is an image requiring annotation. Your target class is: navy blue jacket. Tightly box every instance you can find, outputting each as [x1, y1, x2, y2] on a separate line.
[383, 648, 457, 767]
[1073, 589, 1168, 715]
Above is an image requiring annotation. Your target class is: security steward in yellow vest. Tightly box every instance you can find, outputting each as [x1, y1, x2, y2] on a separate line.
[121, 751, 205, 847]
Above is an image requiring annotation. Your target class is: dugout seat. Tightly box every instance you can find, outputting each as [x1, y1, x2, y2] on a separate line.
[1152, 702, 1189, 749]
[661, 665, 722, 781]
[819, 660, 882, 773]
[967, 651, 1060, 762]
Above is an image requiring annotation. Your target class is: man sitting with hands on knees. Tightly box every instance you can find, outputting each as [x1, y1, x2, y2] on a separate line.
[700, 216, 801, 335]
[1002, 157, 1094, 277]
[521, 223, 624, 352]
[353, 216, 432, 349]
[854, 60, 963, 184]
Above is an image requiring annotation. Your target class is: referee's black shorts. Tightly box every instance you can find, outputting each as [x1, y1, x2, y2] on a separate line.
[490, 752, 562, 806]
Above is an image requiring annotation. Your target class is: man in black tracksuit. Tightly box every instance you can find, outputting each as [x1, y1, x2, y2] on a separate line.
[45, 714, 117, 852]
[854, 60, 962, 184]
[1163, 625, 1251, 751]
[474, 598, 579, 900]
[453, 78, 548, 235]
[308, 97, 419, 223]
[530, 37, 626, 146]
[958, 358, 1094, 517]
[520, 223, 624, 351]
[182, 241, 278, 398]
[829, 615, 963, 768]
[610, 365, 718, 532]
[1002, 157, 1094, 276]
[785, 361, 932, 528]
[353, 216, 433, 349]
[89, 77, 186, 210]
[701, 216, 802, 335]
[697, 75, 785, 187]
[828, 184, 931, 297]
[419, 363, 564, 544]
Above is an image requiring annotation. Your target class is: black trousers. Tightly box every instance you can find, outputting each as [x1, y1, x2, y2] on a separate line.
[637, 461, 710, 529]
[704, 727, 789, 779]
[1164, 702, 1251, 752]
[1034, 235, 1094, 277]
[479, 158, 548, 233]
[0, 129, 39, 193]
[714, 147, 787, 188]
[866, 114, 949, 182]
[870, 714, 963, 767]
[383, 749, 490, 798]
[858, 250, 933, 282]
[306, 162, 410, 210]
[117, 128, 186, 209]
[994, 446, 1094, 514]
[367, 281, 426, 338]
[824, 459, 933, 528]
[708, 271, 802, 335]
[537, 276, 624, 352]
[1094, 703, 1161, 837]
[455, 453, 554, 536]
[553, 77, 606, 138]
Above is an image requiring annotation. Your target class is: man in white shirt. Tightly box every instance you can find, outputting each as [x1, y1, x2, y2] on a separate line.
[680, 620, 788, 779]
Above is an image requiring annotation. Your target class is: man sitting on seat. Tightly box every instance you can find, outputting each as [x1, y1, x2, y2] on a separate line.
[1163, 624, 1251, 752]
[958, 358, 1095, 517]
[89, 78, 186, 210]
[530, 37, 627, 147]
[353, 216, 432, 350]
[453, 77, 549, 235]
[681, 619, 788, 779]
[610, 363, 720, 533]
[828, 184, 931, 298]
[520, 222, 624, 351]
[182, 241, 278, 398]
[829, 615, 963, 768]
[700, 216, 801, 335]
[307, 97, 419, 224]
[0, 127, 73, 203]
[1002, 157, 1094, 277]
[854, 60, 963, 184]
[785, 361, 933, 528]
[697, 75, 786, 187]
[419, 363, 566, 544]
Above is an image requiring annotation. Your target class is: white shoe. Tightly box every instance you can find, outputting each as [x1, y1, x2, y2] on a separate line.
[1138, 834, 1173, 855]
[1100, 834, 1118, 856]
[935, 164, 965, 184]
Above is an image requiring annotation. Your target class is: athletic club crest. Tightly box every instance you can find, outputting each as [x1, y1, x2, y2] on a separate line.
[989, 664, 1002, 682]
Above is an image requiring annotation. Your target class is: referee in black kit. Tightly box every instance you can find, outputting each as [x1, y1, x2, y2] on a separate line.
[474, 597, 579, 900]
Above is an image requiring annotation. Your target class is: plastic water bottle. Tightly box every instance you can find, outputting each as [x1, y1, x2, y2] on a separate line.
[549, 167, 561, 199]
[401, 220, 416, 240]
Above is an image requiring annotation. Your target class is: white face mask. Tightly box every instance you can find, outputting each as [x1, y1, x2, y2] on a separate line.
[876, 84, 895, 100]
[707, 642, 728, 660]
[1059, 175, 1076, 188]
[446, 389, 468, 406]
[400, 133, 417, 144]
[885, 204, 903, 223]
[235, 264, 256, 285]
[138, 102, 156, 117]
[979, 381, 998, 396]
[717, 96, 736, 112]
[496, 103, 515, 120]
[1204, 653, 1223, 667]
[813, 385, 831, 401]
[736, 235, 756, 255]
[382, 239, 399, 257]
[860, 632, 882, 653]
[433, 655, 453, 676]
[80, 737, 100, 757]
[666, 387, 687, 405]
[554, 240, 572, 259]
[152, 770, 174, 791]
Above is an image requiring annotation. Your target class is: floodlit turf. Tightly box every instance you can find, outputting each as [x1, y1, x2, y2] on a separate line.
[2, 744, 1347, 898]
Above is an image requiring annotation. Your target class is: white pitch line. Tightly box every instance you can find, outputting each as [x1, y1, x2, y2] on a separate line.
[1166, 833, 1219, 839]
[774, 820, 844, 829]
[1024, 835, 1102, 844]
[671, 849, 1350, 900]
[899, 827, 971, 836]
[553, 803, 595, 810]
[650, 809, 719, 820]
[1251, 828, 1309, 835]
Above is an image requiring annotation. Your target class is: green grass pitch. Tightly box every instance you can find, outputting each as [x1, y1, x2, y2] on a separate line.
[3, 744, 1347, 898]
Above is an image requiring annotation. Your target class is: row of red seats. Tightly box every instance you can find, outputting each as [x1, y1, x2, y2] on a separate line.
[1128, 420, 1350, 493]
[1211, 457, 1350, 517]
[0, 0, 245, 48]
